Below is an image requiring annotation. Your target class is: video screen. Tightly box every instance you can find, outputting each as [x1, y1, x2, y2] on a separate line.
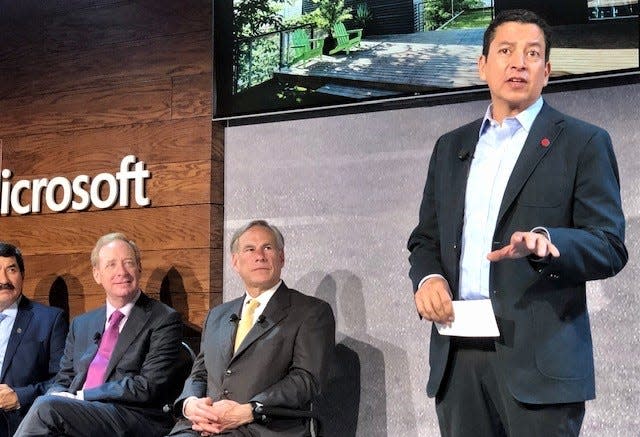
[213, 0, 639, 122]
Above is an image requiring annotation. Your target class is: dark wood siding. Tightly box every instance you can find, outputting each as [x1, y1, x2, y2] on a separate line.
[0, 0, 219, 332]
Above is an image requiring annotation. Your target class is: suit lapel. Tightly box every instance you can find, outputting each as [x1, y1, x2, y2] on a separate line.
[103, 293, 151, 381]
[221, 298, 243, 362]
[1, 296, 33, 380]
[495, 104, 564, 230]
[453, 121, 483, 240]
[232, 283, 290, 359]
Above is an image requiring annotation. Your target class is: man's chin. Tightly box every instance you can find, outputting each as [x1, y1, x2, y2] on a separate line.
[110, 287, 137, 297]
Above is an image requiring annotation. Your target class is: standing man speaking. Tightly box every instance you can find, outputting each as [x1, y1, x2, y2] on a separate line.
[407, 9, 627, 437]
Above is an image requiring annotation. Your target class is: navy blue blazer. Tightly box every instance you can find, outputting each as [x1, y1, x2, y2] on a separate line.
[0, 296, 67, 434]
[408, 102, 627, 404]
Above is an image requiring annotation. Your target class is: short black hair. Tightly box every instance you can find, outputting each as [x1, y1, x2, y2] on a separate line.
[483, 9, 552, 61]
[0, 242, 25, 274]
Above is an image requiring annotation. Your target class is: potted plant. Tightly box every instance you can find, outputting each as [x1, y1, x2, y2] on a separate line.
[354, 2, 373, 33]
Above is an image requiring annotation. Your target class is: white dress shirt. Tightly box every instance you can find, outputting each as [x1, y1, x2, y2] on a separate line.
[458, 97, 544, 300]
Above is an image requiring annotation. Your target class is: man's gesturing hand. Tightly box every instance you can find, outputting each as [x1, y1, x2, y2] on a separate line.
[487, 231, 560, 262]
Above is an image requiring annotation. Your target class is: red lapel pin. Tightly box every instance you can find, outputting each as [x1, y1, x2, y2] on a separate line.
[540, 138, 550, 147]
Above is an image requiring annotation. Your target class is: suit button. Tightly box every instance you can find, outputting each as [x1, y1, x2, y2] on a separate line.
[549, 273, 559, 280]
[225, 369, 232, 375]
[223, 389, 230, 396]
[492, 290, 498, 295]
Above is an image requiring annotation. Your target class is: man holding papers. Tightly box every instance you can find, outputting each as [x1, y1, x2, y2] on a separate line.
[407, 9, 627, 437]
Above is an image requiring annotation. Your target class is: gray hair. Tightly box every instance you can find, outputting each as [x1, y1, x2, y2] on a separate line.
[230, 220, 285, 253]
[91, 232, 142, 268]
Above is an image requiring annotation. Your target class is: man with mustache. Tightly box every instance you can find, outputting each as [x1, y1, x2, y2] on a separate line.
[0, 242, 68, 436]
[407, 9, 627, 437]
[15, 233, 182, 437]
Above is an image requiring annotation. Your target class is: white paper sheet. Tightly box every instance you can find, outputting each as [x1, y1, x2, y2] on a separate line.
[435, 299, 500, 337]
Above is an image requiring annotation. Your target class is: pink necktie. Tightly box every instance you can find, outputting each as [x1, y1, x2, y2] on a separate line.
[84, 310, 125, 389]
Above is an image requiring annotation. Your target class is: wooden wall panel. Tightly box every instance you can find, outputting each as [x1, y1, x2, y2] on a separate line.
[6, 204, 222, 254]
[42, 1, 210, 51]
[172, 74, 212, 119]
[3, 117, 212, 174]
[0, 78, 172, 137]
[0, 32, 212, 100]
[0, 0, 217, 335]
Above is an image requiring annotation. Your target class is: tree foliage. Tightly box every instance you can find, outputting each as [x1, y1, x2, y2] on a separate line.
[423, 0, 484, 31]
[307, 0, 353, 34]
[233, 0, 284, 38]
[233, 0, 286, 93]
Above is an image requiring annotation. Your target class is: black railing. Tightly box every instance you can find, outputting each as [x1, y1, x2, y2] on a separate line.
[234, 24, 318, 94]
[413, 1, 495, 32]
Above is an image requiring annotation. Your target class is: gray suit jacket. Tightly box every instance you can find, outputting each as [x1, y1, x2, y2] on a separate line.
[173, 282, 335, 436]
[49, 292, 182, 432]
[408, 102, 627, 404]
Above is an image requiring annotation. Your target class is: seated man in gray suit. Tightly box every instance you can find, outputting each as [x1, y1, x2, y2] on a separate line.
[0, 242, 68, 436]
[15, 233, 183, 437]
[168, 220, 335, 437]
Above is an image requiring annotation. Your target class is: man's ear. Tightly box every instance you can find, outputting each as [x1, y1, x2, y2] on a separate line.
[543, 60, 551, 86]
[92, 267, 101, 285]
[478, 54, 487, 81]
[231, 252, 239, 273]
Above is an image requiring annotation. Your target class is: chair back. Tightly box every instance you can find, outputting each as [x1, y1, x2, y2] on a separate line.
[291, 29, 311, 54]
[333, 22, 349, 45]
[162, 341, 196, 414]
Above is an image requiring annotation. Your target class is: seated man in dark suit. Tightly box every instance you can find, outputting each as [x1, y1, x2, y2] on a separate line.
[168, 220, 335, 437]
[0, 242, 68, 436]
[15, 233, 183, 437]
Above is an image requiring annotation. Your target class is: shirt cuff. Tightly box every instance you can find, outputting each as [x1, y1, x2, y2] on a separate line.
[529, 226, 551, 262]
[531, 226, 551, 241]
[418, 274, 452, 297]
[182, 396, 199, 419]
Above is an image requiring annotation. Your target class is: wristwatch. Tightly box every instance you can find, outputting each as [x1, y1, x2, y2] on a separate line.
[251, 401, 268, 424]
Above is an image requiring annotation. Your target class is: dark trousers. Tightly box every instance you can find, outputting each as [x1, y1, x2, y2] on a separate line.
[14, 394, 173, 437]
[435, 338, 585, 437]
[0, 410, 21, 437]
[167, 419, 255, 437]
[167, 417, 309, 437]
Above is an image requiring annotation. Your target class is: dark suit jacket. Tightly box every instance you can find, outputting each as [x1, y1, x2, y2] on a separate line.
[0, 296, 67, 435]
[173, 282, 335, 437]
[49, 292, 182, 433]
[408, 102, 627, 404]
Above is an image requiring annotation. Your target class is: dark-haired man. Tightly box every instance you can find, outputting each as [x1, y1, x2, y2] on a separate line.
[408, 9, 627, 437]
[15, 233, 182, 437]
[0, 242, 67, 436]
[168, 220, 335, 437]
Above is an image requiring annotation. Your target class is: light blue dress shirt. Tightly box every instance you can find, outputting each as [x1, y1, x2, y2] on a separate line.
[0, 296, 20, 371]
[458, 97, 544, 300]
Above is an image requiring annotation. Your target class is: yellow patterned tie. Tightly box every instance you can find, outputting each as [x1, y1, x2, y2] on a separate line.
[234, 299, 260, 352]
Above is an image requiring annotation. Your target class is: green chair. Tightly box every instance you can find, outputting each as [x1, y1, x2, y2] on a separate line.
[289, 29, 324, 66]
[329, 22, 363, 55]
